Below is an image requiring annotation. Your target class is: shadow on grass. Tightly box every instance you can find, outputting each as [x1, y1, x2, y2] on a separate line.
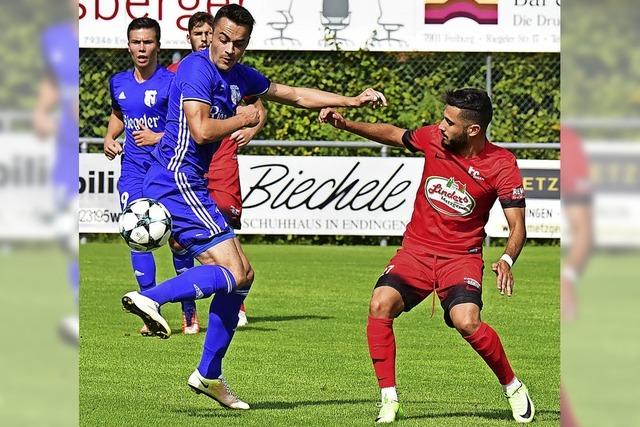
[250, 398, 371, 410]
[245, 315, 334, 324]
[404, 409, 559, 422]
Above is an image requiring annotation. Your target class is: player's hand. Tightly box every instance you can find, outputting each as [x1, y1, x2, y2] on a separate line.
[354, 87, 387, 109]
[318, 108, 346, 129]
[133, 123, 162, 147]
[491, 260, 514, 296]
[104, 139, 122, 160]
[236, 104, 260, 127]
[230, 127, 257, 149]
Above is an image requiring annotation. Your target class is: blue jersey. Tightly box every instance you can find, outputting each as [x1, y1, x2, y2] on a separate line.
[109, 66, 174, 176]
[41, 22, 78, 205]
[152, 49, 270, 177]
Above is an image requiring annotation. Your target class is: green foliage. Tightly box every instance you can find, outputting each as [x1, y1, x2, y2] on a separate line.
[80, 49, 559, 159]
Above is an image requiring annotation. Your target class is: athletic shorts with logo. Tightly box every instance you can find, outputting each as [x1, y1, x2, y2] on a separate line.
[143, 162, 234, 258]
[117, 158, 152, 210]
[376, 247, 484, 327]
[207, 136, 242, 229]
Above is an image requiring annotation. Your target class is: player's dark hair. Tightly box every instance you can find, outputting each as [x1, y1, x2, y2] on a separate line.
[127, 17, 161, 43]
[442, 88, 493, 131]
[188, 11, 214, 33]
[213, 4, 255, 34]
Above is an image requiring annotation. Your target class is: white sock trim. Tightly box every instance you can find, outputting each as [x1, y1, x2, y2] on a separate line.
[503, 377, 522, 395]
[381, 386, 398, 402]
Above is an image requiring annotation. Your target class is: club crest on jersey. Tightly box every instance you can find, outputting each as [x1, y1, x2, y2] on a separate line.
[230, 85, 241, 105]
[144, 90, 157, 107]
[425, 176, 476, 216]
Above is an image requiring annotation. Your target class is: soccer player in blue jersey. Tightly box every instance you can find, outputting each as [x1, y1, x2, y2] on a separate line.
[33, 15, 79, 344]
[122, 4, 386, 409]
[104, 18, 200, 335]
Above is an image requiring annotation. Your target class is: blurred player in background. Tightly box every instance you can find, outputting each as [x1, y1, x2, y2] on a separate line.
[319, 88, 535, 423]
[560, 126, 593, 427]
[103, 18, 201, 335]
[121, 4, 386, 410]
[32, 12, 79, 344]
[142, 11, 268, 328]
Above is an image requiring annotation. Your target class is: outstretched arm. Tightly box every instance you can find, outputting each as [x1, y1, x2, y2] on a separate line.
[318, 107, 406, 148]
[491, 207, 526, 296]
[263, 82, 386, 110]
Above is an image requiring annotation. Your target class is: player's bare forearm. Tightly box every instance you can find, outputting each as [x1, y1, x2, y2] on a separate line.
[184, 101, 259, 144]
[502, 207, 526, 263]
[564, 204, 593, 273]
[319, 108, 405, 148]
[265, 83, 386, 110]
[105, 110, 125, 141]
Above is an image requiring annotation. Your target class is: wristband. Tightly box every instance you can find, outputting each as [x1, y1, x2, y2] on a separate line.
[500, 254, 514, 268]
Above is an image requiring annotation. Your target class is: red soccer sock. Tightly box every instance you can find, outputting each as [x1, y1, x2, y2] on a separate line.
[560, 385, 580, 427]
[464, 322, 515, 385]
[367, 316, 396, 388]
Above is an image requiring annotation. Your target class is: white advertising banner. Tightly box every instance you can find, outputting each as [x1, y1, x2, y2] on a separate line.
[79, 153, 560, 238]
[79, 0, 560, 52]
[0, 134, 57, 240]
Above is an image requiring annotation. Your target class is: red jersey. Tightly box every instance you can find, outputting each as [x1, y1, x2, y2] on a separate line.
[560, 126, 591, 200]
[167, 61, 180, 73]
[402, 125, 526, 256]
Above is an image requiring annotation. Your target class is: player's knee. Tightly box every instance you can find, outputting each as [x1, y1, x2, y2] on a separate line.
[369, 295, 398, 318]
[245, 265, 255, 286]
[451, 313, 481, 336]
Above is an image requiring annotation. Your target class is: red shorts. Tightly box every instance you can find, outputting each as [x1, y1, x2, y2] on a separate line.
[376, 248, 484, 326]
[207, 137, 242, 229]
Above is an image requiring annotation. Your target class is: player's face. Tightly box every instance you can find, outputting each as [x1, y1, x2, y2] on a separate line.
[127, 28, 160, 70]
[187, 23, 213, 52]
[210, 17, 251, 71]
[438, 105, 470, 152]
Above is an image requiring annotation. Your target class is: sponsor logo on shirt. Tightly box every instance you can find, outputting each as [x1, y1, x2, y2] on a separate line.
[123, 113, 161, 131]
[468, 166, 484, 180]
[144, 90, 157, 107]
[512, 186, 525, 200]
[425, 176, 476, 216]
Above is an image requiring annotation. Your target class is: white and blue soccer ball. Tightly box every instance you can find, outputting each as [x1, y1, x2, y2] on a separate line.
[118, 198, 172, 252]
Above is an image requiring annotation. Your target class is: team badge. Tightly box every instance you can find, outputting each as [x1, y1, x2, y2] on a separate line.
[230, 85, 241, 105]
[144, 90, 157, 107]
[425, 176, 476, 216]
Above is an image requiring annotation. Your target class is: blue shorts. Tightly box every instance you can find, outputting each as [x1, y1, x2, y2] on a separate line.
[143, 163, 234, 258]
[117, 159, 153, 210]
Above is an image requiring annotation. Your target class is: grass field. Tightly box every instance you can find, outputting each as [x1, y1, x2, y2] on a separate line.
[80, 243, 559, 426]
[562, 251, 640, 427]
[0, 247, 78, 426]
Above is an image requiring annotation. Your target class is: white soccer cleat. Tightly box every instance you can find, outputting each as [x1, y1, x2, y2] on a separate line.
[375, 398, 403, 423]
[187, 369, 250, 410]
[237, 309, 248, 327]
[122, 291, 171, 339]
[59, 314, 79, 346]
[505, 382, 535, 423]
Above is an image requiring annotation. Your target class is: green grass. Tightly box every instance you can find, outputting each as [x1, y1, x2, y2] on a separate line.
[0, 247, 78, 427]
[562, 252, 640, 427]
[80, 243, 559, 426]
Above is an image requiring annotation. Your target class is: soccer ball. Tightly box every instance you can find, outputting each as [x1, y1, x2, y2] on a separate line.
[118, 198, 172, 252]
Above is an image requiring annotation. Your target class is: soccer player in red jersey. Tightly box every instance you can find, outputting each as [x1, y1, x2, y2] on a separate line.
[319, 88, 535, 423]
[138, 12, 267, 329]
[559, 126, 593, 427]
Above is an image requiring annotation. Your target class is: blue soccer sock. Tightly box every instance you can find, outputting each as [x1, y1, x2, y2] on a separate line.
[141, 265, 236, 306]
[130, 251, 156, 292]
[172, 249, 197, 316]
[197, 288, 249, 379]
